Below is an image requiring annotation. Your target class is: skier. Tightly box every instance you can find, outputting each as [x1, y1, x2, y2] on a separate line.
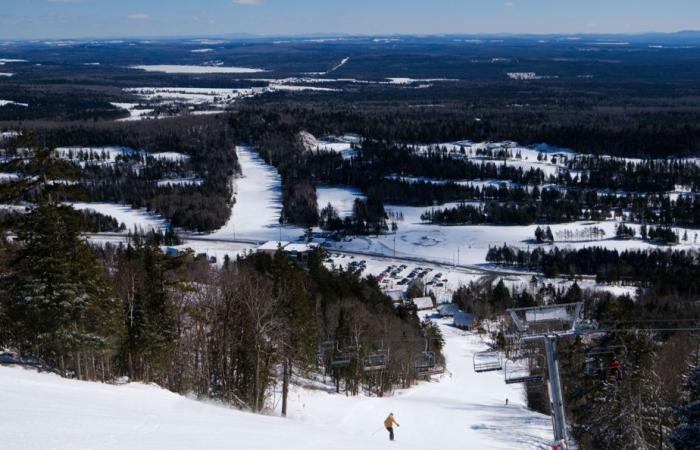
[384, 413, 400, 441]
[608, 358, 622, 381]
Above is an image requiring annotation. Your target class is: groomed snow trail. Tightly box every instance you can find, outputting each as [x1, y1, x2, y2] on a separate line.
[0, 318, 552, 450]
[282, 317, 553, 449]
[210, 145, 301, 241]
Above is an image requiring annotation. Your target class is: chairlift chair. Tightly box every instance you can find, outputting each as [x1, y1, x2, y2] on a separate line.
[363, 351, 388, 372]
[318, 341, 336, 358]
[330, 343, 355, 368]
[585, 345, 627, 380]
[473, 351, 503, 373]
[505, 354, 545, 385]
[413, 351, 435, 370]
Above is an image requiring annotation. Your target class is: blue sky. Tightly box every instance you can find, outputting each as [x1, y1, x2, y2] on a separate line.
[0, 0, 698, 40]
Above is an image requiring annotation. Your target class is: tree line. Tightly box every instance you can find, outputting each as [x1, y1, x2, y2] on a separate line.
[0, 147, 442, 414]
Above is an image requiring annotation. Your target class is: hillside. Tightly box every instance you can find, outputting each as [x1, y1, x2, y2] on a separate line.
[0, 318, 552, 450]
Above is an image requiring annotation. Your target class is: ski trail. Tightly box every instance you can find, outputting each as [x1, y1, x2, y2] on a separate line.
[325, 57, 349, 74]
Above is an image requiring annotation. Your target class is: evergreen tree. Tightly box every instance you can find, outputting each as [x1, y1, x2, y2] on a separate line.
[0, 142, 120, 375]
[671, 365, 700, 450]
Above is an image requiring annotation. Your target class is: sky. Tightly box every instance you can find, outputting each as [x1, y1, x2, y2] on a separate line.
[0, 0, 698, 40]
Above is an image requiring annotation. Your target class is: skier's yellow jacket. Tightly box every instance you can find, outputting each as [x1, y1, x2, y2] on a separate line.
[384, 415, 397, 428]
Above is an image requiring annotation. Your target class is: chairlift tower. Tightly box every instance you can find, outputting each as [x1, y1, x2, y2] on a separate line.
[505, 302, 589, 449]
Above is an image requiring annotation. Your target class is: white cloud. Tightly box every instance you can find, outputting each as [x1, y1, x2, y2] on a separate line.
[233, 0, 264, 5]
[127, 13, 150, 21]
[504, 1, 515, 6]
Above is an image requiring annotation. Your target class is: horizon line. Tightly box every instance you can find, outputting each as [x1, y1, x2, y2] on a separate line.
[2, 29, 700, 43]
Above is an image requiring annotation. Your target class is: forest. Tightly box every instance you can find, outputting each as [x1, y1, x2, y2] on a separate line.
[0, 147, 441, 414]
[3, 116, 239, 232]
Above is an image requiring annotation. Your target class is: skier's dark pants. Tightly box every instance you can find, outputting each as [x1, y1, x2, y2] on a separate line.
[386, 427, 394, 441]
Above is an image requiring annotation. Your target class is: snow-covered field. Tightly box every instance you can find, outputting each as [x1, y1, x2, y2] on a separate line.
[316, 184, 366, 217]
[411, 140, 573, 177]
[131, 64, 266, 74]
[70, 202, 168, 232]
[0, 318, 553, 450]
[330, 202, 700, 266]
[55, 146, 189, 166]
[299, 131, 361, 159]
[121, 85, 336, 120]
[111, 102, 155, 121]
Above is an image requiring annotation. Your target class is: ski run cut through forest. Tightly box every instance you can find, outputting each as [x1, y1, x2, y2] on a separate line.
[0, 317, 552, 450]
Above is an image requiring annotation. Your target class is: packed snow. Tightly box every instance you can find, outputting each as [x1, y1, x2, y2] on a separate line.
[0, 317, 553, 450]
[209, 146, 301, 242]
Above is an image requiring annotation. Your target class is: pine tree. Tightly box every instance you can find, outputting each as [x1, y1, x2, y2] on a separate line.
[0, 141, 120, 376]
[671, 365, 700, 450]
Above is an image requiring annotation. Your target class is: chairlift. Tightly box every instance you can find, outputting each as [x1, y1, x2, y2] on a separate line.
[413, 350, 444, 376]
[318, 341, 336, 358]
[473, 351, 503, 373]
[584, 345, 627, 381]
[505, 354, 545, 385]
[364, 351, 388, 372]
[330, 343, 355, 368]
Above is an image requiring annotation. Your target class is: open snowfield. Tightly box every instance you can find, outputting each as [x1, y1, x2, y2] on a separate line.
[111, 102, 155, 121]
[70, 202, 168, 232]
[299, 131, 361, 159]
[327, 198, 700, 267]
[55, 146, 189, 166]
[316, 184, 366, 217]
[122, 85, 336, 120]
[131, 64, 266, 74]
[411, 140, 573, 177]
[0, 318, 553, 450]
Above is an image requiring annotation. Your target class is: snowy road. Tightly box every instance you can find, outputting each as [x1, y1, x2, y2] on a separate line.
[0, 318, 553, 450]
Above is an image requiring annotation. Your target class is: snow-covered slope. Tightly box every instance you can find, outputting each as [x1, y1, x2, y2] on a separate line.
[0, 319, 552, 450]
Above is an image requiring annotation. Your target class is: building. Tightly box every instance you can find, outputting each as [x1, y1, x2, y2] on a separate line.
[411, 296, 434, 311]
[284, 243, 320, 263]
[384, 289, 405, 304]
[256, 241, 290, 255]
[453, 311, 475, 330]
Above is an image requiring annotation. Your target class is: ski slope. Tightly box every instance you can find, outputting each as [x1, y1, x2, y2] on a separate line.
[0, 318, 552, 450]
